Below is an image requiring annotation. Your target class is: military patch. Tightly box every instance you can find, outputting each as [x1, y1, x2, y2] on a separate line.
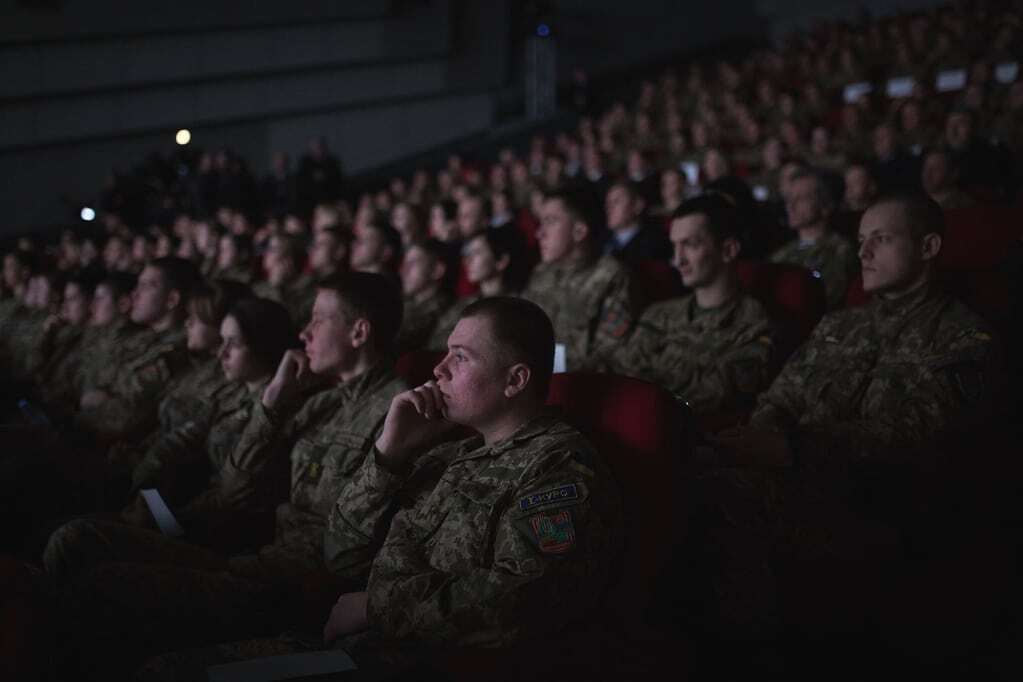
[757, 336, 773, 346]
[529, 509, 576, 554]
[305, 461, 323, 483]
[518, 484, 578, 512]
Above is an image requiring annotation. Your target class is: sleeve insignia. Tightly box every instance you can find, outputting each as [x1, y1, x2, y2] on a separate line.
[757, 335, 773, 346]
[528, 509, 576, 554]
[518, 484, 578, 512]
[972, 331, 992, 342]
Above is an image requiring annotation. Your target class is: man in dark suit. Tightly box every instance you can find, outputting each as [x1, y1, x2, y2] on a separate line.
[602, 180, 671, 267]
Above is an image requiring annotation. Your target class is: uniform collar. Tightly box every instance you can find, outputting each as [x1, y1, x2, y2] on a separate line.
[450, 409, 562, 464]
[685, 292, 743, 329]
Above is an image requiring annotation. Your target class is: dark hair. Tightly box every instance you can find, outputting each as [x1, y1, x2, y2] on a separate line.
[543, 188, 604, 244]
[672, 194, 741, 246]
[871, 192, 946, 241]
[364, 222, 404, 270]
[64, 269, 101, 298]
[190, 279, 252, 326]
[466, 225, 529, 292]
[274, 234, 307, 271]
[316, 271, 404, 353]
[223, 233, 253, 258]
[148, 256, 201, 306]
[459, 296, 554, 399]
[226, 297, 300, 373]
[98, 271, 137, 299]
[409, 238, 457, 292]
[788, 169, 837, 213]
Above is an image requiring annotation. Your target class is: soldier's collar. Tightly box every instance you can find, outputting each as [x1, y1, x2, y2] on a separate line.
[450, 409, 561, 462]
[872, 278, 941, 318]
[687, 292, 741, 327]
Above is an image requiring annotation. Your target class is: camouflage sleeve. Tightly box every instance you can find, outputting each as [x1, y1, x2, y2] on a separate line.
[365, 462, 613, 646]
[129, 416, 211, 494]
[76, 354, 177, 442]
[674, 322, 774, 414]
[589, 268, 639, 358]
[749, 337, 816, 432]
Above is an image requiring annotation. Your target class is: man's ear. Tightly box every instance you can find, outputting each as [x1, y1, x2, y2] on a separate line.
[571, 220, 590, 245]
[350, 318, 371, 349]
[118, 295, 133, 315]
[431, 260, 447, 283]
[921, 233, 942, 262]
[165, 289, 181, 314]
[495, 254, 511, 274]
[504, 363, 532, 398]
[721, 237, 741, 264]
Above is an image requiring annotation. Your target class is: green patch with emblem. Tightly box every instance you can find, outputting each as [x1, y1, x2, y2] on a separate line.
[527, 509, 576, 554]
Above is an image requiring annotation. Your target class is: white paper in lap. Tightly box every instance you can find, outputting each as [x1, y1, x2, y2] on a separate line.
[552, 343, 567, 374]
[207, 650, 358, 682]
[140, 488, 185, 537]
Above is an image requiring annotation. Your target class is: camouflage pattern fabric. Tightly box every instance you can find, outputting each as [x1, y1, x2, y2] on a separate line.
[253, 274, 315, 327]
[397, 290, 454, 354]
[770, 230, 860, 309]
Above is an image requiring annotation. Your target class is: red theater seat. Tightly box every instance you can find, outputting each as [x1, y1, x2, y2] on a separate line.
[940, 204, 1022, 269]
[634, 258, 685, 305]
[736, 260, 827, 368]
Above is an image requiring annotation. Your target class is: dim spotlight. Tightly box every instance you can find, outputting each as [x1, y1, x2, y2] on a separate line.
[175, 129, 192, 145]
[80, 207, 96, 222]
[536, 23, 550, 38]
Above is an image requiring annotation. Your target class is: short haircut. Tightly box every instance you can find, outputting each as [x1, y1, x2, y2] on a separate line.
[98, 271, 137, 299]
[789, 169, 836, 213]
[190, 279, 252, 326]
[469, 224, 529, 291]
[459, 296, 555, 399]
[364, 221, 404, 268]
[226, 297, 300, 372]
[148, 256, 201, 305]
[274, 234, 307, 271]
[317, 271, 404, 353]
[543, 188, 604, 242]
[672, 194, 741, 246]
[871, 192, 946, 241]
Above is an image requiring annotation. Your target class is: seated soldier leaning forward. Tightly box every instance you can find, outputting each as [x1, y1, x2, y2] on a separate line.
[683, 194, 997, 636]
[132, 297, 624, 682]
[43, 273, 408, 681]
[589, 195, 774, 414]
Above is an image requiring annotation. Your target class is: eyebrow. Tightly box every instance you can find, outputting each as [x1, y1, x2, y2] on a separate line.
[448, 344, 477, 357]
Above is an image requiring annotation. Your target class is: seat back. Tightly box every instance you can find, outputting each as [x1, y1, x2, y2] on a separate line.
[940, 204, 1022, 269]
[546, 372, 686, 623]
[736, 260, 827, 367]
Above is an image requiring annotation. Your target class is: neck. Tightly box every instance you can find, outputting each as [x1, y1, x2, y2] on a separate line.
[479, 277, 503, 297]
[337, 351, 378, 384]
[694, 270, 740, 309]
[878, 268, 932, 301]
[796, 222, 827, 243]
[477, 401, 544, 446]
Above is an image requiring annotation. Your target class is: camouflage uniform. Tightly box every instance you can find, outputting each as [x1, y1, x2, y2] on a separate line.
[4, 308, 47, 382]
[688, 283, 997, 633]
[427, 289, 516, 351]
[134, 411, 624, 680]
[31, 324, 88, 412]
[253, 274, 315, 326]
[522, 254, 639, 369]
[212, 264, 255, 285]
[397, 290, 455, 353]
[770, 230, 859, 309]
[78, 318, 141, 394]
[588, 293, 774, 413]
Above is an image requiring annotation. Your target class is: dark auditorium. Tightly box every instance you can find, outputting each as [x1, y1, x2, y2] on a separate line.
[3, 1, 1023, 680]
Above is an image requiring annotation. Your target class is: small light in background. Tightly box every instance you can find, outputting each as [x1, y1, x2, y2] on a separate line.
[80, 207, 96, 222]
[536, 23, 550, 38]
[175, 129, 192, 145]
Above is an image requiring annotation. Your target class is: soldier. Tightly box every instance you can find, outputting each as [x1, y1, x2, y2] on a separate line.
[75, 257, 199, 450]
[770, 169, 859, 309]
[396, 239, 455, 353]
[211, 233, 254, 284]
[349, 221, 402, 280]
[307, 226, 351, 280]
[48, 272, 407, 678]
[522, 188, 640, 369]
[76, 272, 139, 404]
[591, 195, 774, 413]
[602, 180, 672, 266]
[135, 297, 624, 680]
[253, 233, 315, 324]
[690, 194, 997, 635]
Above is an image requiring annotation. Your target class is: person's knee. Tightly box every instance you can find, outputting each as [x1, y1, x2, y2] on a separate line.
[42, 518, 102, 579]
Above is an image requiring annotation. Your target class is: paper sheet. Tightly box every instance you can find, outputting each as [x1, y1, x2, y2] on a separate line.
[207, 650, 358, 682]
[139, 488, 185, 537]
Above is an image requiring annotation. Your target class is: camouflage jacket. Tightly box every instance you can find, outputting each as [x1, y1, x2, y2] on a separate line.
[157, 356, 233, 436]
[397, 290, 455, 354]
[751, 283, 996, 477]
[770, 230, 859, 309]
[253, 274, 315, 326]
[522, 254, 639, 369]
[226, 363, 406, 581]
[593, 293, 774, 413]
[79, 320, 145, 393]
[36, 324, 98, 413]
[331, 411, 623, 650]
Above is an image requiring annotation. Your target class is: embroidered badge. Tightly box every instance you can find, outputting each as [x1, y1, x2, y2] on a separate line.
[529, 509, 576, 554]
[306, 461, 322, 482]
[518, 484, 578, 512]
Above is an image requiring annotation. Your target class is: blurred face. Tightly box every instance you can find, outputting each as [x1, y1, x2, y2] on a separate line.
[433, 315, 511, 428]
[537, 198, 578, 263]
[844, 167, 874, 206]
[605, 185, 637, 232]
[90, 284, 118, 326]
[945, 112, 973, 150]
[660, 170, 683, 203]
[131, 265, 171, 326]
[263, 236, 294, 284]
[921, 152, 951, 194]
[350, 227, 386, 270]
[300, 290, 355, 376]
[61, 283, 90, 325]
[309, 232, 342, 274]
[104, 238, 127, 270]
[429, 206, 458, 242]
[218, 315, 262, 383]
[858, 203, 928, 296]
[785, 176, 822, 229]
[3, 254, 25, 290]
[670, 214, 727, 288]
[464, 235, 501, 284]
[456, 197, 484, 238]
[873, 125, 896, 159]
[217, 235, 237, 269]
[703, 150, 729, 181]
[185, 306, 221, 353]
[391, 204, 418, 244]
[401, 245, 439, 297]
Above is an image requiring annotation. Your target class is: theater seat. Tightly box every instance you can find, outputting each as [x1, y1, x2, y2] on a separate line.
[395, 350, 446, 387]
[940, 204, 1022, 269]
[735, 260, 827, 368]
[634, 258, 685, 305]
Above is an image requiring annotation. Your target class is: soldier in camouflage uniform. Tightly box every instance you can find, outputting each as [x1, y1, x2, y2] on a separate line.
[49, 273, 407, 678]
[134, 297, 623, 681]
[770, 170, 859, 309]
[522, 189, 639, 369]
[687, 195, 998, 636]
[396, 239, 454, 353]
[74, 272, 139, 410]
[589, 195, 774, 413]
[252, 233, 315, 325]
[30, 275, 96, 418]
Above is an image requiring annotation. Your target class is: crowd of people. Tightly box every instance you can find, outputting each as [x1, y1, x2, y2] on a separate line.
[2, 1, 1022, 679]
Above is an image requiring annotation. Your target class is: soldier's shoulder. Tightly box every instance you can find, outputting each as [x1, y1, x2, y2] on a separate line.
[642, 294, 693, 321]
[934, 296, 996, 356]
[769, 239, 797, 263]
[734, 292, 771, 323]
[590, 254, 631, 283]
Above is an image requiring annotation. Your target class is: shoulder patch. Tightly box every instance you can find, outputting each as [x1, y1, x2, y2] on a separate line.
[518, 484, 578, 513]
[527, 509, 576, 554]
[757, 335, 773, 346]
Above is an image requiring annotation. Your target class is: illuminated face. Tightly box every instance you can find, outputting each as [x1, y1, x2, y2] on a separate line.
[60, 282, 90, 326]
[858, 203, 926, 296]
[536, 198, 577, 264]
[670, 214, 727, 289]
[185, 306, 221, 353]
[456, 197, 485, 239]
[131, 266, 172, 326]
[350, 228, 386, 270]
[218, 314, 260, 383]
[464, 235, 500, 284]
[91, 284, 118, 326]
[400, 245, 437, 297]
[299, 290, 355, 376]
[309, 232, 341, 274]
[217, 235, 237, 270]
[433, 315, 510, 428]
[604, 185, 635, 232]
[784, 176, 822, 230]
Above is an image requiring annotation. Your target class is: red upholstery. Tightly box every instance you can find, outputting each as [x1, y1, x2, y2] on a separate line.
[735, 260, 827, 367]
[546, 372, 686, 622]
[454, 262, 478, 298]
[634, 258, 685, 305]
[395, 350, 446, 387]
[845, 273, 869, 307]
[940, 204, 1022, 269]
